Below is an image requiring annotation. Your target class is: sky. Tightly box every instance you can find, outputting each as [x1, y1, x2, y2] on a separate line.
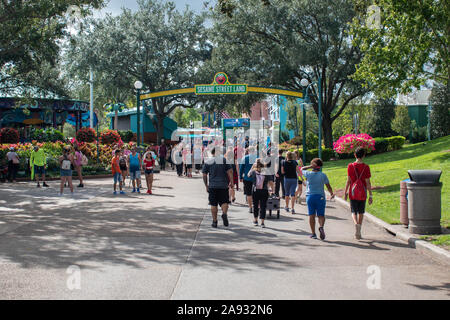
[94, 0, 207, 17]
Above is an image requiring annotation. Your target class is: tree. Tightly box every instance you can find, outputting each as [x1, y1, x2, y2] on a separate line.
[210, 0, 368, 148]
[366, 98, 396, 138]
[0, 0, 105, 96]
[351, 0, 450, 96]
[391, 105, 411, 138]
[430, 84, 450, 139]
[67, 0, 211, 144]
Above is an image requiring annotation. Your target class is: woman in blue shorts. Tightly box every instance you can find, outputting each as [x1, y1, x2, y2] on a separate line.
[282, 152, 298, 214]
[302, 158, 335, 240]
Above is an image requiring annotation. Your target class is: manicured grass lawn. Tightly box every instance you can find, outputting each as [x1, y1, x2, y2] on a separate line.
[323, 136, 449, 246]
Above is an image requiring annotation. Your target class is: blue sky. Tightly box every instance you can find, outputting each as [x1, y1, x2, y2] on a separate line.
[96, 0, 207, 17]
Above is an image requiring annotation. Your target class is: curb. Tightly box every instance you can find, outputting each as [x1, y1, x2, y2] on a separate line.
[333, 195, 450, 266]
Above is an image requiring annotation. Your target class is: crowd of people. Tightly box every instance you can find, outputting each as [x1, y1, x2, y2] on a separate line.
[4, 135, 373, 240]
[202, 144, 373, 240]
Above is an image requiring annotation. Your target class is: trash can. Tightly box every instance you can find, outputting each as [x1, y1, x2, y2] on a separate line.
[406, 170, 442, 235]
[399, 179, 410, 226]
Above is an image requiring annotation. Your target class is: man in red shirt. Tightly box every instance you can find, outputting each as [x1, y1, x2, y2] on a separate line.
[344, 147, 373, 240]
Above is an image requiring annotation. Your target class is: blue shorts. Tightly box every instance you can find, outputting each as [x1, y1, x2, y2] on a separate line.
[284, 178, 297, 197]
[34, 165, 45, 175]
[306, 194, 326, 216]
[60, 169, 72, 177]
[114, 173, 123, 183]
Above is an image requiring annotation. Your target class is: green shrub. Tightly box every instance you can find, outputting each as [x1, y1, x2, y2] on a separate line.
[118, 130, 134, 143]
[30, 128, 64, 142]
[305, 132, 319, 150]
[304, 148, 334, 163]
[386, 136, 406, 151]
[287, 136, 303, 146]
[410, 120, 427, 143]
[373, 137, 388, 154]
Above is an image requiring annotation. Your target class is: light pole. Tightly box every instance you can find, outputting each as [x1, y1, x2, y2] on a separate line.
[134, 81, 143, 146]
[301, 77, 323, 159]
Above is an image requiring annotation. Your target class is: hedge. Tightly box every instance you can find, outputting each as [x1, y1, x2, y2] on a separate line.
[385, 136, 406, 151]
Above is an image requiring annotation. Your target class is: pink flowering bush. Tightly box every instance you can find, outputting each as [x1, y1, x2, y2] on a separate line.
[333, 134, 375, 154]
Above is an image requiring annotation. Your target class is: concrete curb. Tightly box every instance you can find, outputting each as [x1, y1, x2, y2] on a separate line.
[333, 195, 450, 266]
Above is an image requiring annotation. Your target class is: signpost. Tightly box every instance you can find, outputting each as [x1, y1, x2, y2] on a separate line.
[195, 73, 248, 95]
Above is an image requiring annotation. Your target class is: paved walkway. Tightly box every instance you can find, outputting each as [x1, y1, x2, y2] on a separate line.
[0, 172, 448, 299]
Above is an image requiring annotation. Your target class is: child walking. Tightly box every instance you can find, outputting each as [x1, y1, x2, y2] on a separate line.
[344, 147, 373, 240]
[128, 147, 142, 193]
[302, 158, 335, 240]
[112, 150, 125, 195]
[143, 152, 155, 195]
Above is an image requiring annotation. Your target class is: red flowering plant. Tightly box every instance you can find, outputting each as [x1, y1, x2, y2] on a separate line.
[76, 127, 97, 143]
[0, 127, 20, 144]
[100, 130, 123, 146]
[333, 134, 375, 155]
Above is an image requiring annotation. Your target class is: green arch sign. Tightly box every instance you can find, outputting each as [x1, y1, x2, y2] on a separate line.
[139, 72, 303, 101]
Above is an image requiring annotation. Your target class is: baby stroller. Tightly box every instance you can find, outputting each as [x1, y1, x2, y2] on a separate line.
[266, 194, 281, 219]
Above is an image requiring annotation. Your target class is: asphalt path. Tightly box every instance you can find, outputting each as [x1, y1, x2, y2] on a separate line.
[0, 172, 448, 299]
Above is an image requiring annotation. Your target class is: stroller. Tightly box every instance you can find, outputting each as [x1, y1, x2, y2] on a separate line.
[266, 194, 281, 219]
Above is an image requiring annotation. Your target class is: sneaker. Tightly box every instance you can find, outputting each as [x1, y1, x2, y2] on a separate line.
[37, 184, 41, 188]
[285, 207, 290, 213]
[43, 183, 49, 187]
[113, 191, 117, 195]
[253, 221, 258, 226]
[355, 224, 362, 240]
[78, 184, 84, 188]
[137, 188, 140, 193]
[249, 207, 253, 214]
[291, 208, 296, 214]
[132, 189, 136, 193]
[310, 233, 317, 239]
[222, 214, 229, 227]
[211, 221, 218, 228]
[261, 223, 266, 228]
[120, 191, 126, 195]
[319, 227, 326, 240]
[149, 190, 152, 195]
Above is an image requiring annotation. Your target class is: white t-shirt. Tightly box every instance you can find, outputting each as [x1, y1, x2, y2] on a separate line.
[7, 152, 18, 162]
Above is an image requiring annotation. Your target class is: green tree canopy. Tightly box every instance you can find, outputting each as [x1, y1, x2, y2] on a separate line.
[66, 0, 211, 143]
[0, 0, 105, 96]
[351, 0, 450, 95]
[209, 0, 368, 148]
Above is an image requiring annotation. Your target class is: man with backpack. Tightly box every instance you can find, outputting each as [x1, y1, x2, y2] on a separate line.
[344, 147, 373, 240]
[202, 147, 234, 228]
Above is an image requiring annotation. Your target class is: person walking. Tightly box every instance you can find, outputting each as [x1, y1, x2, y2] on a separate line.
[30, 145, 49, 188]
[295, 151, 304, 205]
[6, 147, 20, 183]
[275, 149, 285, 199]
[73, 145, 84, 188]
[282, 152, 298, 214]
[202, 147, 234, 228]
[119, 149, 128, 185]
[112, 150, 125, 195]
[239, 147, 257, 213]
[158, 139, 167, 171]
[128, 147, 142, 193]
[302, 158, 335, 240]
[143, 151, 155, 195]
[59, 146, 74, 195]
[344, 147, 373, 240]
[248, 159, 272, 228]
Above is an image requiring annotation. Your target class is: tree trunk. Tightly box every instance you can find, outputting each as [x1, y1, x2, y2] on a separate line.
[322, 114, 334, 149]
[156, 114, 165, 145]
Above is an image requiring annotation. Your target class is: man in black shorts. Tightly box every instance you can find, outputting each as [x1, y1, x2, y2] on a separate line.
[203, 147, 234, 228]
